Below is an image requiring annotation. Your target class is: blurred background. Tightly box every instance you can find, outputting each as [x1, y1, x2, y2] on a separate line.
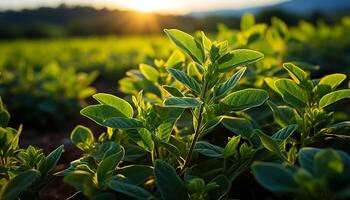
[0, 1, 350, 197]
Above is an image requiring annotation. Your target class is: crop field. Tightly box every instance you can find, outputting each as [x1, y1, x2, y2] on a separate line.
[0, 36, 172, 77]
[1, 11, 350, 200]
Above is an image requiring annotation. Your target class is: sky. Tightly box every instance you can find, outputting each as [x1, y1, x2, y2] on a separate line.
[0, 0, 285, 14]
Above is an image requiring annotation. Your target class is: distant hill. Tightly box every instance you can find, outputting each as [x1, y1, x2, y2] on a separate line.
[189, 0, 350, 17]
[0, 3, 349, 38]
[0, 5, 243, 38]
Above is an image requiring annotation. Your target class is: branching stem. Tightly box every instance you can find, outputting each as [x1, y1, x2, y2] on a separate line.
[180, 77, 209, 174]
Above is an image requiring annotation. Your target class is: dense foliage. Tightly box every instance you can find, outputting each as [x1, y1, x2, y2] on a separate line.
[0, 98, 63, 199]
[0, 14, 350, 200]
[0, 36, 172, 128]
[61, 29, 349, 199]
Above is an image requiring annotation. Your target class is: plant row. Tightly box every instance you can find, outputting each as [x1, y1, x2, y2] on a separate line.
[1, 27, 350, 199]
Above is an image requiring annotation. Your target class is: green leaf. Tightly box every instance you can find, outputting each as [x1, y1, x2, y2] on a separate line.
[201, 31, 212, 51]
[264, 77, 280, 93]
[215, 41, 229, 56]
[81, 105, 126, 126]
[7, 126, 22, 154]
[275, 79, 309, 109]
[93, 93, 133, 118]
[162, 85, 184, 97]
[272, 17, 288, 37]
[222, 117, 254, 140]
[91, 142, 124, 161]
[1, 169, 40, 200]
[139, 63, 159, 82]
[155, 160, 188, 200]
[123, 145, 146, 161]
[201, 116, 226, 135]
[152, 134, 181, 158]
[321, 73, 346, 89]
[271, 124, 298, 141]
[240, 13, 255, 31]
[319, 89, 350, 109]
[187, 178, 206, 193]
[70, 125, 94, 152]
[256, 130, 280, 154]
[314, 149, 344, 180]
[187, 62, 202, 80]
[214, 67, 246, 98]
[64, 171, 97, 197]
[220, 88, 268, 111]
[115, 165, 153, 185]
[292, 169, 315, 196]
[217, 49, 264, 72]
[320, 121, 350, 135]
[104, 118, 144, 129]
[164, 29, 205, 64]
[167, 68, 201, 95]
[283, 63, 308, 84]
[97, 153, 122, 185]
[0, 110, 10, 128]
[126, 129, 154, 152]
[108, 179, 153, 200]
[40, 145, 64, 178]
[194, 141, 223, 158]
[267, 100, 295, 128]
[252, 162, 298, 193]
[166, 50, 185, 69]
[319, 73, 346, 90]
[298, 147, 320, 173]
[156, 118, 176, 142]
[164, 97, 202, 108]
[223, 136, 241, 158]
[169, 136, 187, 158]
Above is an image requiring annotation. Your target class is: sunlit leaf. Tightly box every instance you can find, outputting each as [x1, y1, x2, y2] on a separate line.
[275, 79, 309, 109]
[164, 29, 205, 64]
[214, 67, 246, 98]
[93, 93, 134, 118]
[104, 117, 144, 129]
[139, 63, 159, 82]
[164, 97, 202, 108]
[319, 89, 350, 109]
[218, 49, 264, 72]
[70, 125, 94, 152]
[220, 88, 268, 111]
[167, 68, 201, 95]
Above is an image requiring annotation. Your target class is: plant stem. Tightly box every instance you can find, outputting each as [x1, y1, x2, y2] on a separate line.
[180, 104, 204, 174]
[222, 157, 227, 172]
[180, 78, 209, 174]
[151, 147, 157, 165]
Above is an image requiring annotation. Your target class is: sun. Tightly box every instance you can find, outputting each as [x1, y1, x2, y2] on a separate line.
[119, 0, 177, 13]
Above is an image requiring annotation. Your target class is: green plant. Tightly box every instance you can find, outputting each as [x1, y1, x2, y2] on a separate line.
[216, 14, 292, 88]
[253, 147, 350, 200]
[0, 97, 63, 200]
[61, 29, 272, 199]
[217, 14, 350, 87]
[264, 63, 350, 153]
[0, 23, 349, 200]
[0, 62, 98, 129]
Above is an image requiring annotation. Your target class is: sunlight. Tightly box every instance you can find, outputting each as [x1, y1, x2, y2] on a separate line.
[118, 0, 177, 13]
